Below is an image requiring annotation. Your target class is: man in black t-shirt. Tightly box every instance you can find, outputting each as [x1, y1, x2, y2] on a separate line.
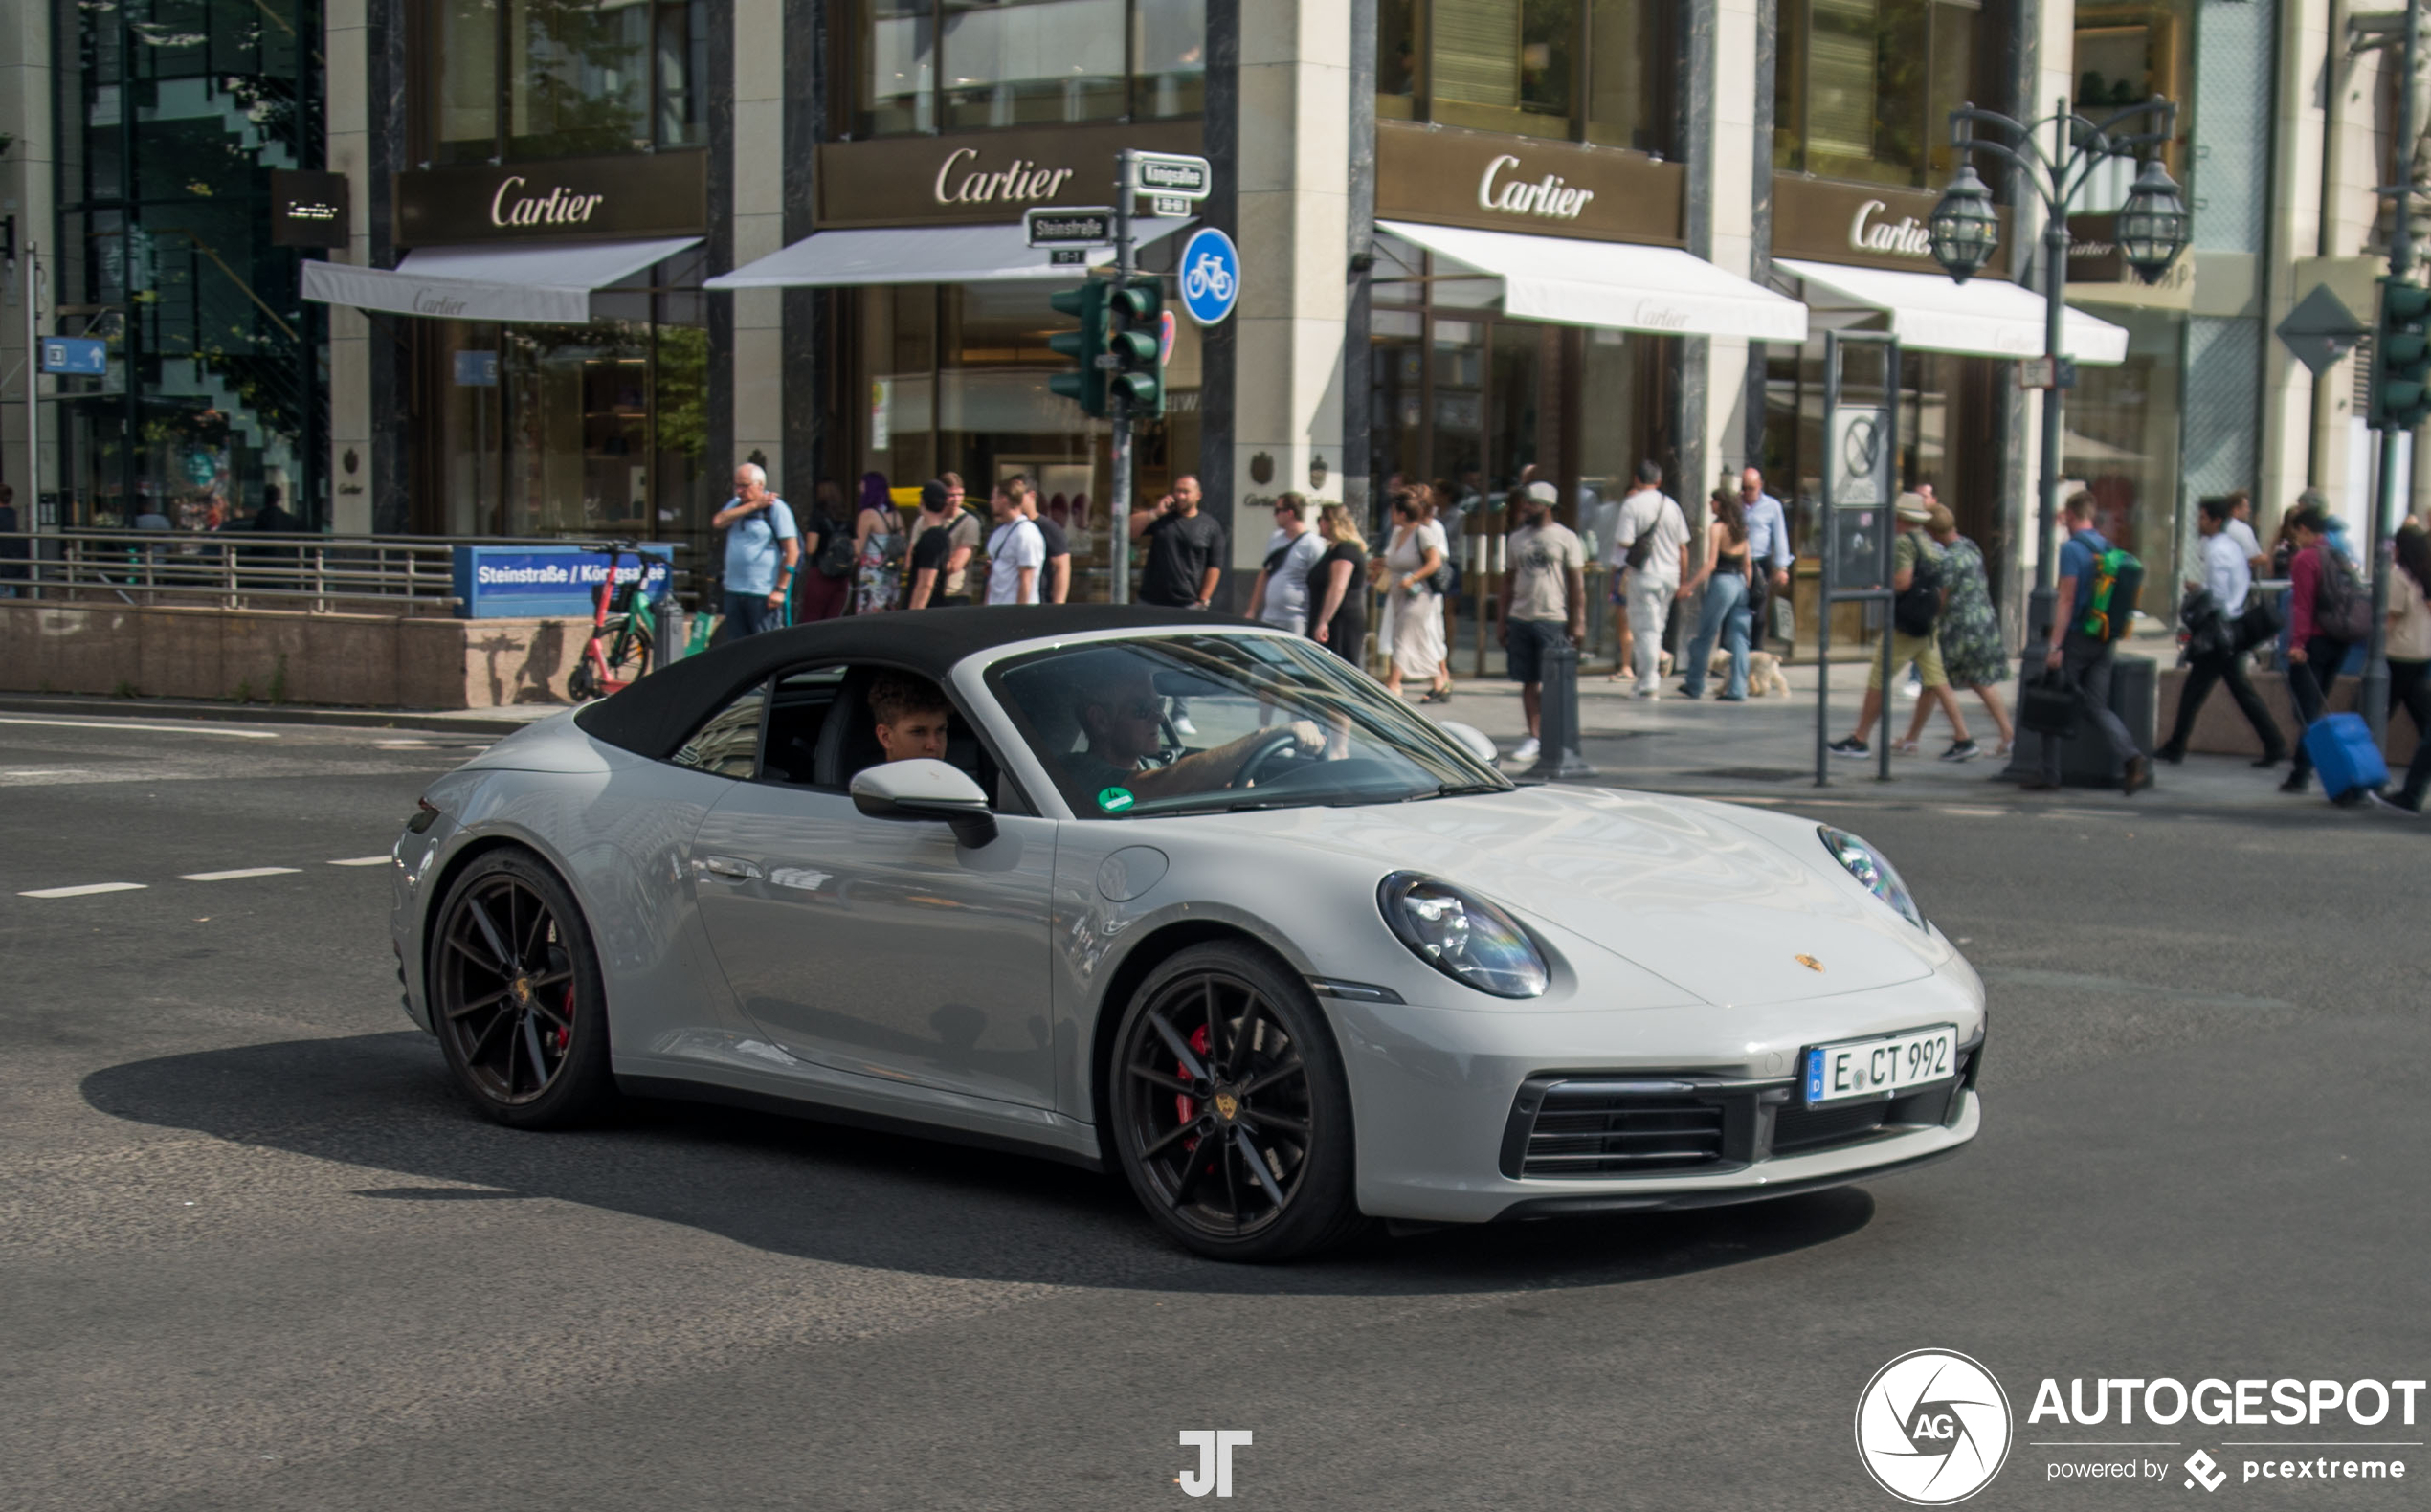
[905, 480, 961, 609]
[1130, 475, 1224, 609]
[1019, 486, 1073, 604]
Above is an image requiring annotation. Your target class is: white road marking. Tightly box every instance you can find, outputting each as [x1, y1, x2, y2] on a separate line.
[180, 867, 303, 881]
[1933, 806, 2010, 817]
[20, 882, 148, 899]
[327, 856, 392, 867]
[0, 716, 279, 739]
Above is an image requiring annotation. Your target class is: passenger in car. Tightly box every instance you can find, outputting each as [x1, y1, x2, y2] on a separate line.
[870, 671, 952, 765]
[1060, 656, 1327, 803]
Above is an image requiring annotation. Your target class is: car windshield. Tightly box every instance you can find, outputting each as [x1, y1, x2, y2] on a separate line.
[988, 632, 1511, 818]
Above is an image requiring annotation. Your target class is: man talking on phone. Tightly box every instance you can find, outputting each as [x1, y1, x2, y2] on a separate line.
[1131, 476, 1225, 611]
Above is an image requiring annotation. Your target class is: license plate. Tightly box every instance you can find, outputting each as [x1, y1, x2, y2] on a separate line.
[1801, 1025, 1958, 1106]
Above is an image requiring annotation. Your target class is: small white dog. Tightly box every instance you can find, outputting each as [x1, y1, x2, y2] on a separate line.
[1654, 646, 1792, 697]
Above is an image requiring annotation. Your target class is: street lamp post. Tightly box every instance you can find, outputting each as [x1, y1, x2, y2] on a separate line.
[1925, 98, 2190, 747]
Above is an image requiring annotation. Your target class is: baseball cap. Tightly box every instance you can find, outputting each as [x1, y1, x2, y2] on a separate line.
[1524, 481, 1559, 505]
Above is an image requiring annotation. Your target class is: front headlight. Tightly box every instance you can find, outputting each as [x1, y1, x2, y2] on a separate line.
[1377, 872, 1549, 998]
[1818, 826, 1926, 930]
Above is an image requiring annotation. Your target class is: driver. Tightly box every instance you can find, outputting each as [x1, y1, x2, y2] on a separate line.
[1060, 655, 1324, 803]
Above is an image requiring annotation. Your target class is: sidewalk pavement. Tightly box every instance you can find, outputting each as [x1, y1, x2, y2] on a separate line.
[0, 693, 562, 737]
[1429, 657, 2404, 820]
[6, 657, 2413, 823]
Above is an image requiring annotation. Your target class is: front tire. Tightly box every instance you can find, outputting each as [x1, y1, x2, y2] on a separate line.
[429, 850, 617, 1128]
[1109, 942, 1368, 1261]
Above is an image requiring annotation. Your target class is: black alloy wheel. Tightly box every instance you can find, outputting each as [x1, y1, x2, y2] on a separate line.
[1109, 942, 1366, 1261]
[430, 850, 616, 1128]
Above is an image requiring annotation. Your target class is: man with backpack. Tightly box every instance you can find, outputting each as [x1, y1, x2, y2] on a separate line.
[2279, 502, 2370, 795]
[792, 478, 856, 622]
[1829, 494, 1979, 761]
[2025, 490, 2148, 793]
[711, 461, 799, 640]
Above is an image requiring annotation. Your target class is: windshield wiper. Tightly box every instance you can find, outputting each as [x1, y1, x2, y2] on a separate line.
[1431, 780, 1511, 797]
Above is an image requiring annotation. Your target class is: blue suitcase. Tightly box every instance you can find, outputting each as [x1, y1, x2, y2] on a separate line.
[2301, 712, 2388, 800]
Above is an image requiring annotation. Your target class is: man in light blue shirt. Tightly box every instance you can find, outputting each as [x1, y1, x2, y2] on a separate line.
[1737, 466, 1795, 646]
[712, 461, 799, 639]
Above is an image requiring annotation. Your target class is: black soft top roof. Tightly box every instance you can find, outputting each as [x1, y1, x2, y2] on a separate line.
[573, 604, 1249, 760]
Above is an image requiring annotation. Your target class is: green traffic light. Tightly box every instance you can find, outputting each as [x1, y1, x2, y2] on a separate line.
[1047, 281, 1108, 419]
[2385, 281, 2431, 322]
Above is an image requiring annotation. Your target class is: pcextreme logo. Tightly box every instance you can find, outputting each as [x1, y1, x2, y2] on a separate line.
[1177, 1430, 1252, 1498]
[1856, 1349, 2016, 1504]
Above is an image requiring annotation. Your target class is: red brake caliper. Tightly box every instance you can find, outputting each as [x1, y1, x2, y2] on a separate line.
[1175, 1024, 1212, 1151]
[554, 984, 574, 1054]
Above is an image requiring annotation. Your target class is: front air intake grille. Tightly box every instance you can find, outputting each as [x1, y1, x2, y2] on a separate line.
[1501, 1078, 1754, 1178]
[1501, 1039, 1979, 1181]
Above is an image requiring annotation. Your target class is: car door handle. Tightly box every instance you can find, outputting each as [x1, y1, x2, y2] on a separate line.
[698, 856, 763, 881]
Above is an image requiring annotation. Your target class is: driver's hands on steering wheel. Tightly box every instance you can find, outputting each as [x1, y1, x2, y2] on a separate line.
[1283, 719, 1325, 753]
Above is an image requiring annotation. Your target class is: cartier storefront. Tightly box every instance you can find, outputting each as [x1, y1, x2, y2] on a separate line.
[712, 121, 1204, 602]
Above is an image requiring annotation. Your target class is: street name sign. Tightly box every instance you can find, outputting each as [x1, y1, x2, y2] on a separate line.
[1025, 207, 1116, 248]
[1131, 152, 1212, 200]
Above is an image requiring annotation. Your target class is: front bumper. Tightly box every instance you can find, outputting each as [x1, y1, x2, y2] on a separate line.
[1322, 970, 1986, 1225]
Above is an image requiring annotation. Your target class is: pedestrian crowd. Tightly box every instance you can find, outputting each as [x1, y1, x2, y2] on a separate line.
[703, 452, 2431, 813]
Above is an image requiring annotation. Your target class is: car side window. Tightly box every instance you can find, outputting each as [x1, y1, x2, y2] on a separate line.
[759, 664, 847, 785]
[668, 682, 769, 779]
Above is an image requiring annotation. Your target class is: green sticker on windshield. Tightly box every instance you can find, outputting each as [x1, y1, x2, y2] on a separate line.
[1098, 787, 1136, 812]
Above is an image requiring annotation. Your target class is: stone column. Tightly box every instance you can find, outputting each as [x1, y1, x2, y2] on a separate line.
[1684, 0, 1759, 500]
[324, 0, 374, 534]
[1226, 0, 1351, 583]
[730, 0, 786, 487]
[0, 0, 56, 513]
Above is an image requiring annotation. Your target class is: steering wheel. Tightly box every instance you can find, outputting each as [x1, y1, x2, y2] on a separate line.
[1232, 729, 1312, 789]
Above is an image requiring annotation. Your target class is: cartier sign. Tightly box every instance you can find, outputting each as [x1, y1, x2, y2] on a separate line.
[1376, 122, 1682, 245]
[395, 150, 707, 246]
[1771, 173, 2013, 278]
[817, 121, 1202, 228]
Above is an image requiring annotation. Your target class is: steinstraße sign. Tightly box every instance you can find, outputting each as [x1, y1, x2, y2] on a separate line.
[1375, 122, 1684, 246]
[815, 122, 1203, 229]
[451, 545, 675, 620]
[1772, 174, 2015, 278]
[395, 151, 707, 247]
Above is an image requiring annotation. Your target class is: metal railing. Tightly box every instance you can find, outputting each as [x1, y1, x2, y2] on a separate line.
[0, 530, 695, 616]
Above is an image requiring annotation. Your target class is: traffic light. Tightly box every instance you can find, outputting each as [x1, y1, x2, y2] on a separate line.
[1106, 276, 1165, 419]
[2372, 278, 2431, 432]
[1048, 280, 1108, 419]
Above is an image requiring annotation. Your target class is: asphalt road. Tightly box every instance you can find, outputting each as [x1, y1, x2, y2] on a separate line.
[1, 711, 2423, 1511]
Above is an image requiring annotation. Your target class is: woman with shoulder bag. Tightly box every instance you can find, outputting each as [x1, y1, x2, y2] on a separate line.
[1376, 486, 1453, 702]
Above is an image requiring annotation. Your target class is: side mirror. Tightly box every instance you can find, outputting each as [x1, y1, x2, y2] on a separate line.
[849, 758, 998, 848]
[1433, 720, 1500, 766]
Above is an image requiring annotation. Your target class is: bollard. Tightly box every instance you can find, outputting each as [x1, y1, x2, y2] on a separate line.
[1528, 637, 1596, 779]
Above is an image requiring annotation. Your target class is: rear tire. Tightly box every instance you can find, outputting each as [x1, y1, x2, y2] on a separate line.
[428, 850, 617, 1129]
[1108, 942, 1369, 1261]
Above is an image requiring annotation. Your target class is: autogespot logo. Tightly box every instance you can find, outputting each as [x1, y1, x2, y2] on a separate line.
[1857, 1349, 2015, 1505]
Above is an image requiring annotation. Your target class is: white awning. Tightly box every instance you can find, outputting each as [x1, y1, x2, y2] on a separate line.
[705, 219, 1193, 290]
[301, 236, 702, 323]
[1378, 220, 1809, 342]
[1776, 258, 2130, 365]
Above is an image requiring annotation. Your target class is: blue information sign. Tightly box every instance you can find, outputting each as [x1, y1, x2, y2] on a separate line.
[39, 337, 108, 376]
[1177, 227, 1239, 326]
[451, 544, 675, 619]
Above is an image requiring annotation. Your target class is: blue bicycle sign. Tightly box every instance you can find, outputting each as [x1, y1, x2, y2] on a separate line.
[1178, 227, 1239, 326]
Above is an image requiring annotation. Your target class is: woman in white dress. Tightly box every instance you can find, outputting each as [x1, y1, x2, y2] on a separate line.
[1373, 486, 1453, 701]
